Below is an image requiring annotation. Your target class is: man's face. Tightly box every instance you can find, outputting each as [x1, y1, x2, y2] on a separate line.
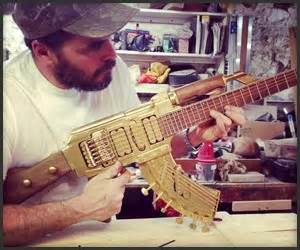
[52, 35, 117, 91]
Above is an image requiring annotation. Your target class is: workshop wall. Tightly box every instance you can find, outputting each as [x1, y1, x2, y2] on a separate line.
[232, 3, 296, 78]
[4, 3, 297, 80]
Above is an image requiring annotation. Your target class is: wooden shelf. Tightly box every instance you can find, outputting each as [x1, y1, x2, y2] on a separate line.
[117, 50, 223, 64]
[135, 83, 169, 94]
[131, 8, 228, 25]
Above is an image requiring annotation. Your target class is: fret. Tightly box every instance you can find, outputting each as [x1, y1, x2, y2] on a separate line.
[211, 98, 218, 110]
[283, 71, 290, 88]
[198, 102, 206, 120]
[225, 92, 231, 106]
[169, 113, 178, 134]
[267, 77, 280, 94]
[288, 69, 297, 87]
[232, 91, 239, 106]
[239, 89, 246, 105]
[164, 115, 172, 136]
[256, 80, 269, 99]
[204, 101, 210, 119]
[233, 89, 244, 107]
[191, 104, 198, 122]
[241, 87, 252, 104]
[185, 106, 193, 126]
[247, 86, 255, 102]
[274, 74, 284, 91]
[221, 94, 229, 107]
[273, 74, 281, 92]
[191, 105, 197, 123]
[263, 79, 271, 96]
[214, 96, 223, 112]
[206, 99, 215, 112]
[180, 111, 187, 130]
[194, 103, 202, 121]
[226, 91, 237, 106]
[178, 111, 184, 131]
[285, 70, 296, 87]
[164, 116, 172, 137]
[249, 84, 261, 101]
[168, 114, 176, 136]
[185, 108, 192, 127]
[254, 83, 262, 100]
[199, 102, 207, 120]
[158, 117, 167, 136]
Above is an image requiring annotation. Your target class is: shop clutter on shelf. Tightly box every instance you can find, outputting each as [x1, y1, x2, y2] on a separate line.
[111, 15, 227, 56]
[112, 28, 155, 52]
[138, 62, 170, 84]
[183, 103, 297, 184]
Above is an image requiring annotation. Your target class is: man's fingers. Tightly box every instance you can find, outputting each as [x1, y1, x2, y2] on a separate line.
[225, 110, 246, 126]
[112, 170, 131, 187]
[210, 110, 232, 127]
[225, 105, 244, 114]
[102, 161, 123, 180]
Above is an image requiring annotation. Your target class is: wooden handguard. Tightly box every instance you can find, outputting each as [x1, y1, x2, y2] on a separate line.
[3, 152, 71, 204]
[171, 71, 250, 105]
[172, 74, 226, 105]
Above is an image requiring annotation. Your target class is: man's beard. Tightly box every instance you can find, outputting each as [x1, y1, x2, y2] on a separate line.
[53, 55, 116, 91]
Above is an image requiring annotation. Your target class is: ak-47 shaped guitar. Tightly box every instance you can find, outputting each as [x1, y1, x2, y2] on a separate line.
[4, 68, 297, 231]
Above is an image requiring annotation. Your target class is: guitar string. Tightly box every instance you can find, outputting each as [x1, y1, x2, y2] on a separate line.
[82, 72, 296, 164]
[85, 73, 296, 158]
[88, 74, 295, 157]
[161, 71, 296, 136]
[87, 75, 296, 166]
[86, 71, 295, 147]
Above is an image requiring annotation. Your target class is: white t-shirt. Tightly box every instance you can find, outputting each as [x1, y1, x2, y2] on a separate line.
[3, 50, 141, 204]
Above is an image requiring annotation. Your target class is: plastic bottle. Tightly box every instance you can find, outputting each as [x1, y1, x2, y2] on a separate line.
[195, 141, 217, 182]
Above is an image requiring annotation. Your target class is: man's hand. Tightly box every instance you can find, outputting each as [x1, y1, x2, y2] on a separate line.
[199, 105, 246, 141]
[186, 105, 246, 149]
[171, 105, 246, 158]
[65, 161, 131, 222]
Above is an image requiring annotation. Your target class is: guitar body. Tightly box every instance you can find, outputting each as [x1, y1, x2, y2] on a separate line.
[63, 92, 178, 177]
[63, 91, 220, 228]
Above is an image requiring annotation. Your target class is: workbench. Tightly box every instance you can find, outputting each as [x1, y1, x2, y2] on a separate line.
[30, 212, 296, 247]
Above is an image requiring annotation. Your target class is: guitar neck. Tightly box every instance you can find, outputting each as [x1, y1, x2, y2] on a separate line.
[159, 69, 297, 137]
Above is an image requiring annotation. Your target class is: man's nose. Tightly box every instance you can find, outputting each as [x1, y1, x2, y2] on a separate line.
[100, 40, 116, 61]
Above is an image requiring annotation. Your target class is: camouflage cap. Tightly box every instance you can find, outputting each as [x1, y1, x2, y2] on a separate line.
[12, 3, 139, 39]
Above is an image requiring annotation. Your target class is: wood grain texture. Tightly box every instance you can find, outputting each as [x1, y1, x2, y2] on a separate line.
[30, 212, 297, 247]
[4, 151, 72, 204]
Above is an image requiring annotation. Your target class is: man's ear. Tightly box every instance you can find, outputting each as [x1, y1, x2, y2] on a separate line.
[31, 40, 57, 65]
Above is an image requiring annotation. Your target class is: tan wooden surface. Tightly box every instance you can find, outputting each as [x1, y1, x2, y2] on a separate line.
[30, 212, 296, 247]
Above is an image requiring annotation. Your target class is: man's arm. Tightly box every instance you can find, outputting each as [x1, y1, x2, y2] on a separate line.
[3, 201, 82, 246]
[3, 163, 131, 246]
[171, 105, 246, 158]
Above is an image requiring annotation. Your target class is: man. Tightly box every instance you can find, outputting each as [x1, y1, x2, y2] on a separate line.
[3, 3, 245, 246]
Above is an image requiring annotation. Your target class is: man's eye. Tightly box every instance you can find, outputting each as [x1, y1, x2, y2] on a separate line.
[88, 41, 105, 50]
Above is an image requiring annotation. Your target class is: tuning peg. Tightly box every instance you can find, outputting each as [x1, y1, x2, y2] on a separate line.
[190, 222, 197, 230]
[141, 182, 156, 196]
[202, 224, 210, 232]
[152, 192, 163, 204]
[176, 215, 184, 224]
[160, 199, 173, 213]
[201, 215, 211, 232]
[189, 216, 198, 230]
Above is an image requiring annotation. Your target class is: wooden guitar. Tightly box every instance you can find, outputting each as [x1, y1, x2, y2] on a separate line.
[4, 69, 297, 231]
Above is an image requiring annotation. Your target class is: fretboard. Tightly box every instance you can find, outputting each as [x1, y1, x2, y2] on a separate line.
[159, 69, 297, 137]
